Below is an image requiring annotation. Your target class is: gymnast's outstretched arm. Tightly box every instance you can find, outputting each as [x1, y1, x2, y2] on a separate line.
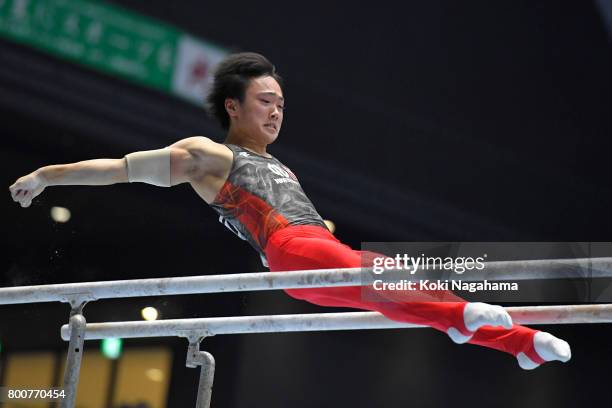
[9, 136, 232, 208]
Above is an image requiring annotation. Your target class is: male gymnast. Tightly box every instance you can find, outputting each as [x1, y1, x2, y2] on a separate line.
[9, 52, 571, 369]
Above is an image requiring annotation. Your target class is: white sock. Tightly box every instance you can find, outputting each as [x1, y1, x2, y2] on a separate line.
[517, 332, 572, 370]
[447, 302, 513, 344]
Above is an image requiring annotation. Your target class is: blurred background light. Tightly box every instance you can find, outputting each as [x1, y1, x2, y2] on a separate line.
[141, 307, 159, 321]
[100, 338, 122, 360]
[323, 219, 336, 234]
[145, 368, 164, 382]
[50, 206, 71, 223]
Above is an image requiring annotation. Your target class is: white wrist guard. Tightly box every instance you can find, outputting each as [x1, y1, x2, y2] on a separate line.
[125, 148, 171, 187]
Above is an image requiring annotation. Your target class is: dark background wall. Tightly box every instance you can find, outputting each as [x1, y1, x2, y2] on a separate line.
[2, 1, 612, 407]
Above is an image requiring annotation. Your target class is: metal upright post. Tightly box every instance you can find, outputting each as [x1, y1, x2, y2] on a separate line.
[186, 338, 216, 408]
[60, 303, 87, 408]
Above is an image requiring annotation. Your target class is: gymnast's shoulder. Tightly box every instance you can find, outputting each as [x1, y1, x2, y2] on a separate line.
[167, 136, 233, 185]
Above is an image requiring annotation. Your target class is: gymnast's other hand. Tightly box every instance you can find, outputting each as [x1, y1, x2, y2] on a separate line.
[9, 170, 47, 208]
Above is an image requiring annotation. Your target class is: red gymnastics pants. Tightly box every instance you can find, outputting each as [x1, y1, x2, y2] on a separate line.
[264, 225, 545, 364]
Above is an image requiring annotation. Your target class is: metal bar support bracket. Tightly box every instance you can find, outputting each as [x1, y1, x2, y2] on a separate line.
[186, 336, 216, 408]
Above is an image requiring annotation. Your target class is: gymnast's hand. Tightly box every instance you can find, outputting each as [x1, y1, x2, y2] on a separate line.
[9, 170, 47, 208]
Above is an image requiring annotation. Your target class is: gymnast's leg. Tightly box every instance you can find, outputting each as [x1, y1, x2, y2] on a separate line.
[265, 227, 571, 369]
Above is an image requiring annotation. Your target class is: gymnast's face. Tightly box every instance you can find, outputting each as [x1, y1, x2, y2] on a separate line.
[226, 76, 284, 144]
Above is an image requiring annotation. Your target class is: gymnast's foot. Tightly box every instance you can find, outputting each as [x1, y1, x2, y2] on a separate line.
[516, 332, 572, 370]
[447, 302, 513, 344]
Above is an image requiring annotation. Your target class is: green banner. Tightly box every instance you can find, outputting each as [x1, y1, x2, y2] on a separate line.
[0, 0, 227, 104]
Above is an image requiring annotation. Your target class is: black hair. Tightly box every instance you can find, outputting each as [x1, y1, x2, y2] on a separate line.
[205, 52, 284, 130]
